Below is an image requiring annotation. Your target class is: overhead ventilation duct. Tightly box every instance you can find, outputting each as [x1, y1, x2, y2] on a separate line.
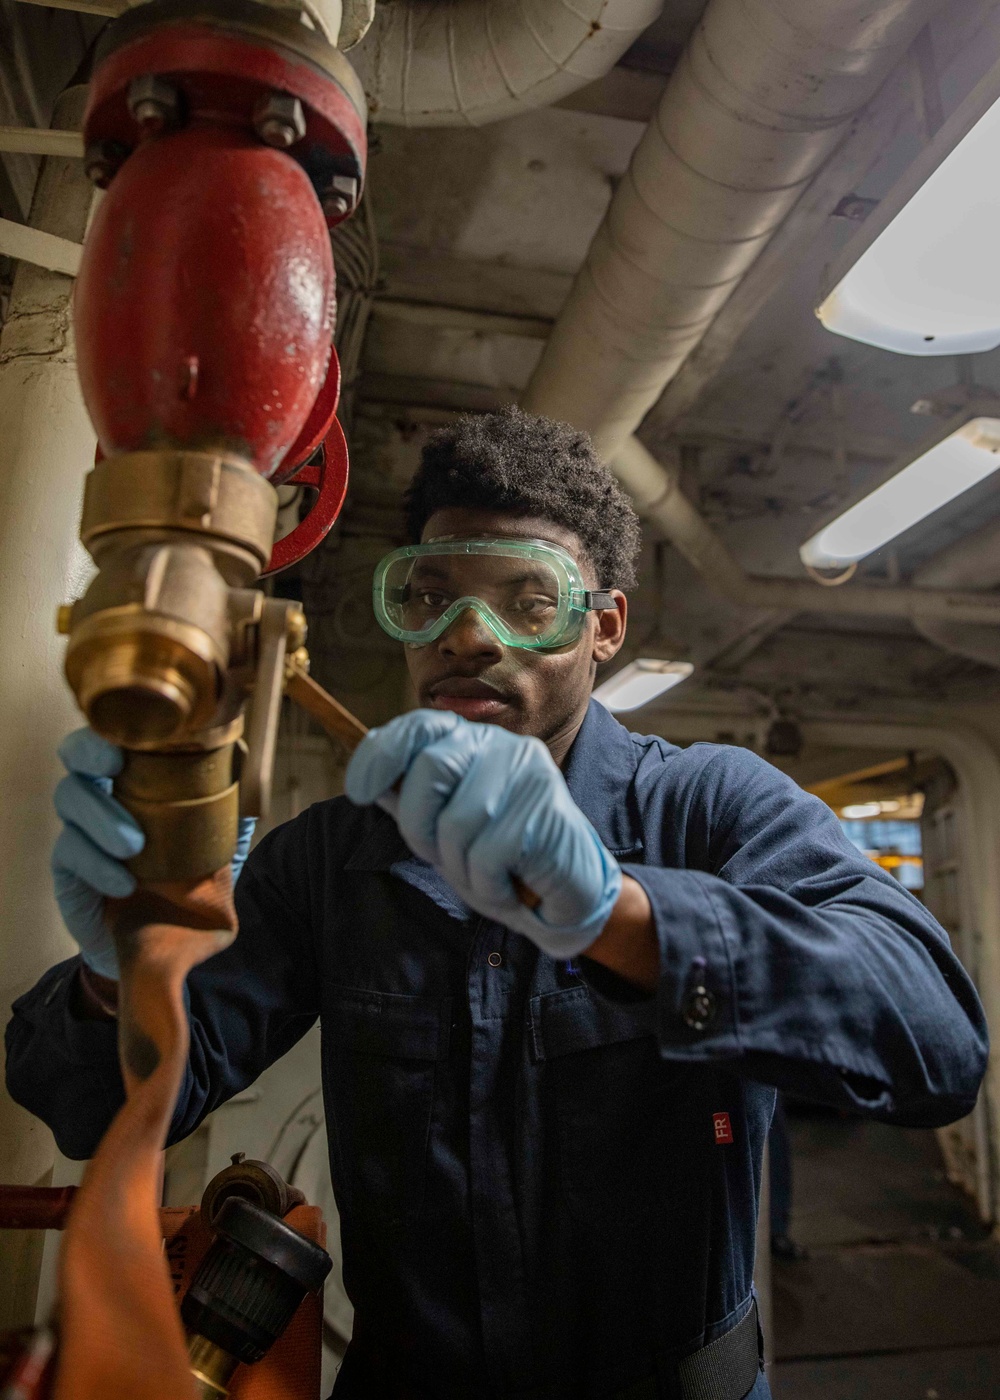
[522, 0, 946, 459]
[348, 0, 663, 127]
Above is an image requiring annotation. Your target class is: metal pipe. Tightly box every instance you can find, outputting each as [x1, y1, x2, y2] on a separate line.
[13, 0, 348, 43]
[0, 216, 82, 275]
[0, 125, 85, 157]
[522, 0, 945, 459]
[0, 1186, 79, 1230]
[613, 436, 1000, 627]
[348, 0, 664, 128]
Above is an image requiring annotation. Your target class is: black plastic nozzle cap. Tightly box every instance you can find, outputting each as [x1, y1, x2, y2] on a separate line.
[181, 1197, 332, 1364]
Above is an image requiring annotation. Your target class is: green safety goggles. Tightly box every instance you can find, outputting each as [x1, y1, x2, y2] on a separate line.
[372, 538, 616, 650]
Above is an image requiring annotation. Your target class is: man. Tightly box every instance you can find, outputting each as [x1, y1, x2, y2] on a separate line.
[7, 408, 988, 1400]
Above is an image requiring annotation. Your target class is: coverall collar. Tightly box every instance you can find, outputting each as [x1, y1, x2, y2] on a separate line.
[560, 698, 645, 860]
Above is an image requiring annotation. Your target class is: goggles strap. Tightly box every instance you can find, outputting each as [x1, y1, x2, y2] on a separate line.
[584, 591, 617, 610]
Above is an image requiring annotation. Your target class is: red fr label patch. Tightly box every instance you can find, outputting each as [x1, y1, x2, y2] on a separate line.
[713, 1111, 734, 1145]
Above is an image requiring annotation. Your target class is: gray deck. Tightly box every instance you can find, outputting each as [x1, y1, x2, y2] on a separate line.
[770, 1113, 1000, 1398]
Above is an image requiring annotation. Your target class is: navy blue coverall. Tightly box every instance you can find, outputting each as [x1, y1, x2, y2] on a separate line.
[6, 700, 988, 1400]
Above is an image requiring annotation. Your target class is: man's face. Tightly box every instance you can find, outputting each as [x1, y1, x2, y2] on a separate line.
[403, 507, 627, 758]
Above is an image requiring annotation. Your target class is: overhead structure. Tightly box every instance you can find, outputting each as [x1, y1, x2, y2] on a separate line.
[613, 436, 1000, 628]
[521, 0, 946, 461]
[347, 0, 663, 127]
[912, 516, 1000, 670]
[800, 408, 1000, 571]
[817, 50, 1000, 356]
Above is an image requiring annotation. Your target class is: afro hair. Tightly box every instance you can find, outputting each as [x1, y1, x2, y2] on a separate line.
[404, 406, 641, 590]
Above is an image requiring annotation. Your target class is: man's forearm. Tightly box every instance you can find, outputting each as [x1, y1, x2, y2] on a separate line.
[583, 874, 658, 991]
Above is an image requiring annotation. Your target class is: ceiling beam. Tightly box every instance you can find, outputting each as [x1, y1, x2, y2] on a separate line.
[14, 0, 121, 14]
[370, 299, 552, 340]
[647, 0, 1000, 434]
[671, 414, 899, 464]
[0, 215, 81, 274]
[357, 373, 514, 415]
[0, 125, 83, 157]
[377, 242, 572, 322]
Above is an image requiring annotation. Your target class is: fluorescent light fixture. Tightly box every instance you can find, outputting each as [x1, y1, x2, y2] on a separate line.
[593, 659, 693, 712]
[817, 56, 1000, 355]
[800, 408, 1000, 570]
[841, 800, 902, 820]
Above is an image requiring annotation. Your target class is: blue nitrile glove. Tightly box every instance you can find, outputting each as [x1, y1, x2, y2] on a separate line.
[52, 728, 257, 980]
[344, 710, 622, 958]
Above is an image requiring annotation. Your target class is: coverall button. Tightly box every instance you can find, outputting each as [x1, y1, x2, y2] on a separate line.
[487, 951, 503, 968]
[682, 985, 716, 1031]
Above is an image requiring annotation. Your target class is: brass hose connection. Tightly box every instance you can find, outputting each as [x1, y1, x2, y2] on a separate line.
[63, 450, 277, 744]
[59, 449, 305, 881]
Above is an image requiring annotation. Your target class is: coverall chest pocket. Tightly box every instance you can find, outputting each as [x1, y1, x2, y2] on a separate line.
[323, 987, 450, 1230]
[532, 986, 676, 1233]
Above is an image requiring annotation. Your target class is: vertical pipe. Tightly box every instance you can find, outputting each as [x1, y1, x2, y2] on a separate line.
[0, 83, 96, 1324]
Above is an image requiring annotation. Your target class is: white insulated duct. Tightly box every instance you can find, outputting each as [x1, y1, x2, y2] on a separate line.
[347, 0, 663, 127]
[522, 0, 943, 458]
[614, 437, 1000, 628]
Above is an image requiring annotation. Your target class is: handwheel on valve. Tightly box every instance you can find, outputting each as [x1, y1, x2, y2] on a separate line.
[264, 342, 349, 576]
[264, 412, 349, 577]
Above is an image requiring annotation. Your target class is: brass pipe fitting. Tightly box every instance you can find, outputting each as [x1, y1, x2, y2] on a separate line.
[59, 447, 286, 880]
[81, 450, 277, 583]
[187, 1333, 238, 1399]
[65, 545, 230, 747]
[115, 747, 238, 884]
[64, 450, 280, 753]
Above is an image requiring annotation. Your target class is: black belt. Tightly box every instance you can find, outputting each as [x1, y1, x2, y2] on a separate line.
[336, 1299, 762, 1400]
[615, 1300, 762, 1400]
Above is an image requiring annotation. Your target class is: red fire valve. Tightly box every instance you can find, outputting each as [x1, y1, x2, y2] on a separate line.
[60, 0, 368, 832]
[74, 0, 367, 492]
[76, 122, 337, 477]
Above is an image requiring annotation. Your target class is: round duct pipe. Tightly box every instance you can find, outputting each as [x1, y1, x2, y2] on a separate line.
[347, 0, 663, 127]
[522, 0, 945, 459]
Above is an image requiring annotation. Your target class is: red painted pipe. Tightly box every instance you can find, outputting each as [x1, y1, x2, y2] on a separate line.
[74, 122, 336, 479]
[0, 1186, 79, 1230]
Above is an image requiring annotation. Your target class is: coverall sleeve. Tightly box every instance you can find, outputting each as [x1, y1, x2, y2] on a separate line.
[623, 746, 989, 1127]
[5, 809, 320, 1159]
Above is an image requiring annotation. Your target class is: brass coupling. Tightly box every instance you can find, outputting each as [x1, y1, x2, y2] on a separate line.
[63, 449, 279, 752]
[64, 545, 230, 748]
[82, 449, 278, 581]
[115, 745, 239, 883]
[57, 437, 309, 879]
[188, 1333, 238, 1399]
[104, 598, 306, 881]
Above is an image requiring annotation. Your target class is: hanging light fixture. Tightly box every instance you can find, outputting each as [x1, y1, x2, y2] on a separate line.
[800, 407, 1000, 570]
[593, 659, 693, 712]
[817, 56, 1000, 356]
